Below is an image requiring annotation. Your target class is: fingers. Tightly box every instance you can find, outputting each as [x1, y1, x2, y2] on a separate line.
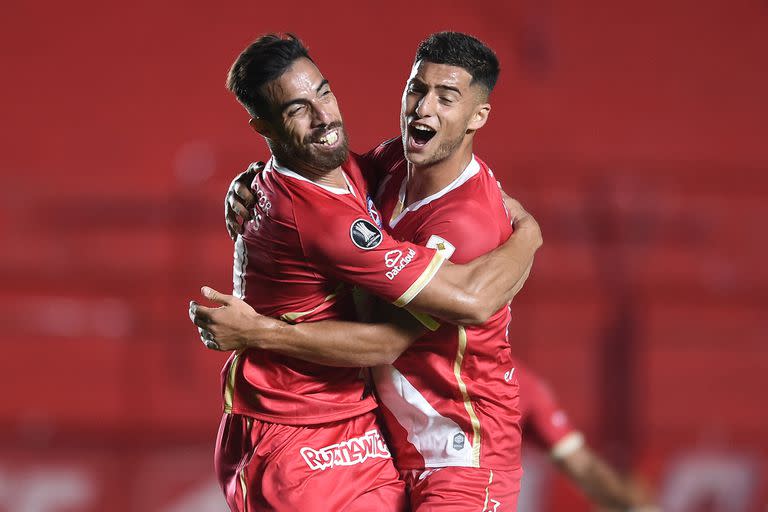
[227, 189, 252, 219]
[201, 286, 232, 305]
[233, 181, 255, 205]
[189, 296, 226, 351]
[224, 165, 258, 240]
[504, 198, 528, 225]
[249, 161, 266, 173]
[197, 327, 221, 351]
[226, 211, 242, 240]
[189, 301, 214, 328]
[228, 192, 252, 222]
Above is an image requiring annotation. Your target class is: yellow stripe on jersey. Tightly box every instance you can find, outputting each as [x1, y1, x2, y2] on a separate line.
[223, 350, 243, 414]
[454, 326, 482, 467]
[393, 251, 445, 307]
[280, 286, 342, 323]
[406, 309, 441, 331]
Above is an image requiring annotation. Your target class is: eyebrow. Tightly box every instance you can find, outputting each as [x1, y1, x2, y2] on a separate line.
[436, 84, 462, 96]
[409, 78, 462, 96]
[278, 79, 331, 113]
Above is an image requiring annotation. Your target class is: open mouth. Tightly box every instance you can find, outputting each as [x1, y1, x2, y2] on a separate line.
[316, 129, 339, 146]
[309, 127, 342, 150]
[408, 123, 436, 147]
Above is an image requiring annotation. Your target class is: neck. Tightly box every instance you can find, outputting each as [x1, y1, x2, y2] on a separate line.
[274, 154, 347, 189]
[405, 142, 474, 206]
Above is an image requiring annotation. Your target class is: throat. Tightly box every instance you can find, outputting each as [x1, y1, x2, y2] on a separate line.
[404, 154, 473, 206]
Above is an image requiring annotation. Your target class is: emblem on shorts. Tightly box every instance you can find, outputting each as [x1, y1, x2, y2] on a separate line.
[350, 219, 383, 250]
[453, 433, 465, 451]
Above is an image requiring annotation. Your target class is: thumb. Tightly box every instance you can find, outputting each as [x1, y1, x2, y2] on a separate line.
[202, 286, 232, 305]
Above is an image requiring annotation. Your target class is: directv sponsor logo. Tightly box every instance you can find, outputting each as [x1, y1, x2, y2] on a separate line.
[300, 429, 391, 471]
[386, 248, 416, 280]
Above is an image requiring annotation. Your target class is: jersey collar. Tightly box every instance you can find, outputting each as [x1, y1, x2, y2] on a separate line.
[268, 157, 355, 196]
[389, 155, 481, 228]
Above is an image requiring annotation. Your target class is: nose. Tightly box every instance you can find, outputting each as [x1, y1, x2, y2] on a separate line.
[311, 103, 333, 127]
[415, 92, 436, 118]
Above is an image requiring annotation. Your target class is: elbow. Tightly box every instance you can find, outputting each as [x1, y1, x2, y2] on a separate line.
[457, 295, 495, 326]
[369, 347, 404, 366]
[379, 350, 401, 366]
[370, 340, 410, 366]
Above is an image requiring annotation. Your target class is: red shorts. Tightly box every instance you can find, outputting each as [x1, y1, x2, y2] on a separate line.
[401, 466, 522, 512]
[215, 411, 406, 512]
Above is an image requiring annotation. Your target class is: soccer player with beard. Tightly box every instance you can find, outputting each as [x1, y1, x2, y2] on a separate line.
[199, 33, 538, 511]
[190, 34, 541, 511]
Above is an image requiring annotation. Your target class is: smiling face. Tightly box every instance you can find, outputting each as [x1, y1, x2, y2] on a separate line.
[257, 57, 349, 172]
[400, 60, 490, 167]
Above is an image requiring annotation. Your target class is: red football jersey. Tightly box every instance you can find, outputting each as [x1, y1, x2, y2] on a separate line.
[222, 155, 444, 425]
[514, 359, 584, 459]
[366, 140, 522, 471]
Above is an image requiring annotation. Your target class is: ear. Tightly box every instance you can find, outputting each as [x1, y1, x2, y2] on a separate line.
[468, 103, 491, 131]
[249, 117, 274, 138]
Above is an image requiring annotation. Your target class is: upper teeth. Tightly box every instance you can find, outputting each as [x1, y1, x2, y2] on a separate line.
[320, 131, 338, 145]
[413, 125, 434, 133]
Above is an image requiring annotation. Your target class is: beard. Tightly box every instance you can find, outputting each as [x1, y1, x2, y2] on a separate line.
[271, 122, 349, 172]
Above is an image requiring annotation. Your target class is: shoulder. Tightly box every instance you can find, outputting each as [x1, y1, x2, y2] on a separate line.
[358, 137, 405, 175]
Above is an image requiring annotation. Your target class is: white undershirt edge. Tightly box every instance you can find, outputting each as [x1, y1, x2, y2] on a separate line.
[389, 155, 481, 228]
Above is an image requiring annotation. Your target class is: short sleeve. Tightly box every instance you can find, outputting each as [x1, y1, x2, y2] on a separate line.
[299, 206, 445, 307]
[410, 202, 510, 265]
[518, 366, 582, 457]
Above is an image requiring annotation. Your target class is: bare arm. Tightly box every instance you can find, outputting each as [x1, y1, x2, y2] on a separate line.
[190, 287, 427, 366]
[556, 445, 657, 511]
[223, 167, 541, 326]
[409, 204, 541, 325]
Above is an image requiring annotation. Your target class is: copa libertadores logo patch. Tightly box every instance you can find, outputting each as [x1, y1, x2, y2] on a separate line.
[350, 219, 383, 250]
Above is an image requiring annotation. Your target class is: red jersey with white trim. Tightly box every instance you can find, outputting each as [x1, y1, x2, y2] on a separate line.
[515, 359, 583, 458]
[366, 139, 522, 471]
[222, 155, 444, 425]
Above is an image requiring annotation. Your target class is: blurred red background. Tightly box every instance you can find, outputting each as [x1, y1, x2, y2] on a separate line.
[1, 0, 766, 510]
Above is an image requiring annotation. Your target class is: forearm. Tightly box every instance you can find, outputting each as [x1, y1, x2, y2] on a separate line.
[256, 318, 422, 367]
[560, 449, 646, 509]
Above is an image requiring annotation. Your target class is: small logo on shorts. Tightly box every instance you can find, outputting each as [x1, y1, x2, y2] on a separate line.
[452, 433, 465, 451]
[350, 219, 383, 250]
[300, 429, 391, 471]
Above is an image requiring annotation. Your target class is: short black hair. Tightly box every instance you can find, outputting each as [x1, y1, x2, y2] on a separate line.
[226, 33, 312, 118]
[414, 31, 500, 94]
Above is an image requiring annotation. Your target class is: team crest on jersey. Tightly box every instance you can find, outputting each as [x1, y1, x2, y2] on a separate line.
[300, 429, 391, 471]
[350, 219, 383, 250]
[366, 195, 382, 227]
